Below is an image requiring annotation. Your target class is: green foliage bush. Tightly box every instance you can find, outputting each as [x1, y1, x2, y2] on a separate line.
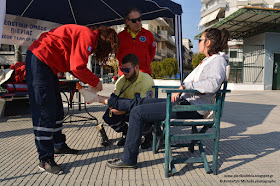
[151, 61, 162, 79]
[191, 53, 206, 68]
[161, 58, 178, 79]
[151, 58, 178, 79]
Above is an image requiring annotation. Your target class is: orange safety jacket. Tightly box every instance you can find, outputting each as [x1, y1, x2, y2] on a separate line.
[28, 24, 100, 87]
[117, 27, 156, 75]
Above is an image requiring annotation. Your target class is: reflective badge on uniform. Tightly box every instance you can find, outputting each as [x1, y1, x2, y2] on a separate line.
[139, 36, 146, 42]
[152, 41, 156, 47]
[146, 91, 153, 98]
[88, 46, 92, 52]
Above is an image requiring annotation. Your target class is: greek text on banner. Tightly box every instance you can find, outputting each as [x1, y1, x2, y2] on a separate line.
[1, 14, 61, 46]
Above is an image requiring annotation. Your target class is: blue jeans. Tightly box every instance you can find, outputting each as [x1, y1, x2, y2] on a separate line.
[107, 94, 203, 165]
[25, 50, 66, 161]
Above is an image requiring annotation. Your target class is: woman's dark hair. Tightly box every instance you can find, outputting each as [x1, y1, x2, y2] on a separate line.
[124, 8, 141, 21]
[204, 28, 230, 56]
[92, 26, 119, 65]
[122, 54, 139, 66]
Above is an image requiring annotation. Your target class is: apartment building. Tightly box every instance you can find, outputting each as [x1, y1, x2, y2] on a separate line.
[200, 0, 280, 31]
[198, 0, 280, 90]
[182, 38, 193, 66]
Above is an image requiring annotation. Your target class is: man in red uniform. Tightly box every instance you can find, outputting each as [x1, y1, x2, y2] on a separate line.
[25, 24, 119, 174]
[117, 8, 156, 75]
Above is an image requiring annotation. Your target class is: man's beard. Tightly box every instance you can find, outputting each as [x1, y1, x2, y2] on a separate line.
[127, 70, 137, 81]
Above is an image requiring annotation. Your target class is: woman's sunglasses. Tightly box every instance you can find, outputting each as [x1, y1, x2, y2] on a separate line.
[120, 65, 136, 73]
[198, 38, 207, 43]
[128, 17, 142, 23]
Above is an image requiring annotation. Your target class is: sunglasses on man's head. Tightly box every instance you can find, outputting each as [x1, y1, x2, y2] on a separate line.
[120, 65, 136, 73]
[128, 17, 142, 23]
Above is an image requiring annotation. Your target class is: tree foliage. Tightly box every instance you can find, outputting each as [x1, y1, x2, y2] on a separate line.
[151, 58, 179, 79]
[107, 56, 119, 76]
[151, 61, 162, 79]
[191, 53, 206, 68]
[161, 58, 178, 79]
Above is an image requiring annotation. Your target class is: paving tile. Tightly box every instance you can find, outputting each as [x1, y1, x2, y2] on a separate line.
[1, 90, 280, 185]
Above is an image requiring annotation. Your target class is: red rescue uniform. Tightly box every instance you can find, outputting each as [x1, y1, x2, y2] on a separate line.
[117, 27, 156, 75]
[28, 24, 100, 87]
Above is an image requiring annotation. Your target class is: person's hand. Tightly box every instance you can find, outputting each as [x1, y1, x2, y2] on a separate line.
[111, 109, 126, 115]
[171, 93, 180, 102]
[95, 81, 103, 92]
[89, 81, 103, 93]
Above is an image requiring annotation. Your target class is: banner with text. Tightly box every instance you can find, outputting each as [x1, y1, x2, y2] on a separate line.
[0, 0, 6, 45]
[2, 14, 61, 46]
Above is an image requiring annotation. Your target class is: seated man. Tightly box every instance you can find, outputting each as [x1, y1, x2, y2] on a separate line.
[103, 54, 155, 149]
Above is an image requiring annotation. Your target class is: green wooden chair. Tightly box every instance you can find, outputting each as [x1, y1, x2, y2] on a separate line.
[152, 78, 230, 178]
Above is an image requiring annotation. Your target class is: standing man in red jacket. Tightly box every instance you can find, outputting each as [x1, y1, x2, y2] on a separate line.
[117, 8, 156, 75]
[25, 24, 119, 175]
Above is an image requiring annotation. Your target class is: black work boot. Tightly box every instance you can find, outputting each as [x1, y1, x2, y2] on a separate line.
[54, 145, 79, 155]
[141, 132, 153, 149]
[97, 124, 109, 146]
[117, 134, 126, 146]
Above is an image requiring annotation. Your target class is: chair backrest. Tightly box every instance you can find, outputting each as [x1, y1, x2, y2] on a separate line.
[220, 65, 230, 117]
[225, 65, 230, 81]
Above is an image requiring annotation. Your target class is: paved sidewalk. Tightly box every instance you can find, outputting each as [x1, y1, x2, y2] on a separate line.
[0, 89, 280, 185]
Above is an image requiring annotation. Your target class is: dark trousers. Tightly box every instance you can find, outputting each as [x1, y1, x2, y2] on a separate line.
[25, 50, 66, 161]
[103, 108, 153, 137]
[107, 94, 202, 165]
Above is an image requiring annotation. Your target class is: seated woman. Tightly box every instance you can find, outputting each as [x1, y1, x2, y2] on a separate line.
[79, 28, 230, 169]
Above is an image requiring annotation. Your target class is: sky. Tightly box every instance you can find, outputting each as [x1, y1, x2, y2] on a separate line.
[173, 0, 202, 53]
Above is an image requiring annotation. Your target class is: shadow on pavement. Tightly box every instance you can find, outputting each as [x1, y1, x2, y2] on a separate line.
[0, 105, 108, 138]
[143, 101, 279, 176]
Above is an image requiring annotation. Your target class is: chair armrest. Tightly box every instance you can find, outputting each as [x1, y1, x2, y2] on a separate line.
[152, 86, 180, 89]
[152, 86, 181, 98]
[162, 89, 200, 94]
[163, 89, 231, 94]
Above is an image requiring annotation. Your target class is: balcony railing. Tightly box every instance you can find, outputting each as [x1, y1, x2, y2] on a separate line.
[168, 36, 175, 46]
[166, 25, 174, 35]
[166, 48, 175, 57]
[158, 30, 168, 41]
[275, 0, 280, 6]
[152, 31, 161, 42]
[155, 51, 161, 57]
[250, 0, 263, 5]
[160, 49, 167, 57]
[275, 0, 280, 5]
[201, 0, 226, 17]
[237, 0, 249, 6]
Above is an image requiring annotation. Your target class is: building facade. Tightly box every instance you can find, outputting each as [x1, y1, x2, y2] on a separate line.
[200, 0, 280, 31]
[182, 38, 193, 66]
[198, 0, 280, 90]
